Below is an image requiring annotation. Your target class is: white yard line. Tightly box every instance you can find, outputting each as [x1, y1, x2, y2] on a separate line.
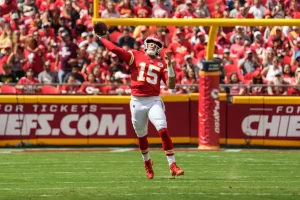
[224, 149, 241, 152]
[110, 148, 135, 153]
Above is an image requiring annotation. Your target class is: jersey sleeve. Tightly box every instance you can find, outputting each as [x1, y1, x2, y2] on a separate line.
[100, 38, 134, 65]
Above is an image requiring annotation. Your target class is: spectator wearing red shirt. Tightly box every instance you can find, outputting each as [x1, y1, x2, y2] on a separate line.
[168, 30, 193, 64]
[38, 22, 55, 48]
[251, 31, 265, 57]
[32, 31, 46, 49]
[25, 38, 44, 76]
[92, 66, 108, 84]
[180, 69, 198, 93]
[46, 42, 59, 71]
[117, 0, 134, 18]
[116, 76, 131, 95]
[282, 64, 294, 84]
[79, 73, 102, 94]
[226, 72, 244, 95]
[236, 5, 254, 18]
[193, 32, 206, 56]
[60, 74, 80, 94]
[211, 2, 224, 18]
[0, 0, 18, 17]
[16, 67, 41, 94]
[173, 0, 199, 19]
[85, 54, 108, 74]
[230, 34, 245, 58]
[134, 0, 152, 18]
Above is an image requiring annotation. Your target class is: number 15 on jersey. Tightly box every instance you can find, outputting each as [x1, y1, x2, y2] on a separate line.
[137, 62, 161, 85]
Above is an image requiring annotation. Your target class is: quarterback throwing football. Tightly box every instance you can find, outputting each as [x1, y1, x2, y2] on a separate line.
[95, 25, 184, 179]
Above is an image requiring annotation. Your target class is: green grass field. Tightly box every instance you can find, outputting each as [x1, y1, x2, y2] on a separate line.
[1, 148, 300, 200]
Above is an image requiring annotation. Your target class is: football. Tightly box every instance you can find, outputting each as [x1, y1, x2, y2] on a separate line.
[93, 21, 107, 36]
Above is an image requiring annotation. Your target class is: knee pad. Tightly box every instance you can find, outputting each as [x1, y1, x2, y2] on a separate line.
[133, 125, 148, 138]
[154, 119, 167, 131]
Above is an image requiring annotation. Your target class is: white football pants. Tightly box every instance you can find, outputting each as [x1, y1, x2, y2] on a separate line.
[130, 96, 167, 138]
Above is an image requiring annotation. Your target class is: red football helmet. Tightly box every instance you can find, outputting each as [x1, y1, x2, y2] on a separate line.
[144, 35, 163, 56]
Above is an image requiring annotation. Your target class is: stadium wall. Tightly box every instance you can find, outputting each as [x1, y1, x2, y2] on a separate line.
[0, 95, 300, 147]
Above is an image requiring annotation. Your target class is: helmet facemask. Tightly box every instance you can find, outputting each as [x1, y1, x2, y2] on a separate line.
[144, 39, 163, 57]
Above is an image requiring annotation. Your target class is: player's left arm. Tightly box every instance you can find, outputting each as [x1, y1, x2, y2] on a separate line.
[164, 52, 176, 89]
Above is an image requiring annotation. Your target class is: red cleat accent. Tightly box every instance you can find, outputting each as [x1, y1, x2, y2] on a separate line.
[170, 163, 184, 176]
[144, 159, 154, 179]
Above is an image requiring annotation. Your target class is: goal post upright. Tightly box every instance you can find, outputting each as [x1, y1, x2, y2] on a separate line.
[91, 16, 300, 149]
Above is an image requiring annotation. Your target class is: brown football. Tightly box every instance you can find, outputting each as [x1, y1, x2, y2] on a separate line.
[93, 22, 107, 36]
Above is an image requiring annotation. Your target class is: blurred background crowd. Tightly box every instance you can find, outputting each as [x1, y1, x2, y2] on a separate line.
[0, 0, 300, 95]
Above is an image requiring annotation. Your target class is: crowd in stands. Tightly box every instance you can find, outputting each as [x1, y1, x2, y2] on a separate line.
[0, 0, 300, 95]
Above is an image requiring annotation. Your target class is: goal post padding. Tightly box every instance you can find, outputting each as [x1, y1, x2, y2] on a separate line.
[199, 61, 220, 150]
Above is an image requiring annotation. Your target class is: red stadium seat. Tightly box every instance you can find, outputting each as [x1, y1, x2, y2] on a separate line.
[0, 85, 17, 94]
[42, 85, 58, 94]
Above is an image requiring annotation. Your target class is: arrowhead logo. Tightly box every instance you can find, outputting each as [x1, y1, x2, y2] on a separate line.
[211, 89, 219, 99]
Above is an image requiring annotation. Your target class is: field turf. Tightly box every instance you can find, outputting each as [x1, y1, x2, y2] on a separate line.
[0, 148, 300, 200]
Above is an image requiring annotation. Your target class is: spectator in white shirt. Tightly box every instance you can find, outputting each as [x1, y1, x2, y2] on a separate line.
[101, 1, 121, 18]
[248, 0, 266, 19]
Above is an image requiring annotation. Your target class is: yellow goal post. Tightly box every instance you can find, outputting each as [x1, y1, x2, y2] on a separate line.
[92, 4, 300, 61]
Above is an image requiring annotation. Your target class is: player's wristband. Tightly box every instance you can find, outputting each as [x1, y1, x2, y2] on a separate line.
[167, 65, 175, 77]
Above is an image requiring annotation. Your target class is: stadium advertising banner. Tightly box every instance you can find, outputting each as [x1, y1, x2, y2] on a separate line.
[1, 95, 300, 147]
[0, 95, 190, 146]
[226, 104, 300, 146]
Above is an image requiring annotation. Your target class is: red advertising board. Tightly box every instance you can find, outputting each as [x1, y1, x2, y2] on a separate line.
[1, 95, 300, 147]
[227, 104, 300, 142]
[0, 100, 190, 146]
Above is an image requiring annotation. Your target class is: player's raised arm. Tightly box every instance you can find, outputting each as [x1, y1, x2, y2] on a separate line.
[93, 22, 133, 65]
[164, 52, 176, 89]
[99, 37, 133, 65]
